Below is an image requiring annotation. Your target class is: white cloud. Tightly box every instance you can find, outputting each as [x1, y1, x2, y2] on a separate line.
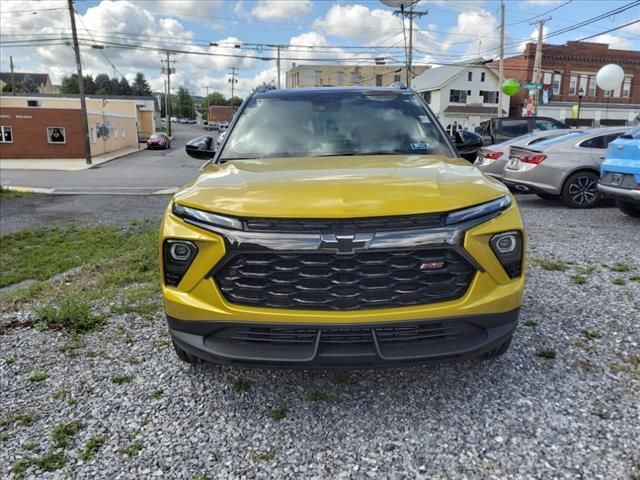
[590, 34, 633, 51]
[443, 9, 501, 59]
[251, 0, 311, 21]
[313, 4, 402, 42]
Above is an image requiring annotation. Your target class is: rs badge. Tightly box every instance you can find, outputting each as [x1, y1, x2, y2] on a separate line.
[420, 261, 445, 270]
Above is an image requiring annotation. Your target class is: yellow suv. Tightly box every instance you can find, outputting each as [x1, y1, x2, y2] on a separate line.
[161, 86, 525, 368]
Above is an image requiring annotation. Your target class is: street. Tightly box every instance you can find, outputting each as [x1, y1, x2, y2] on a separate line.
[0, 124, 211, 195]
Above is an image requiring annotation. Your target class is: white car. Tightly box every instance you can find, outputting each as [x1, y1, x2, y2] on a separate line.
[475, 129, 572, 182]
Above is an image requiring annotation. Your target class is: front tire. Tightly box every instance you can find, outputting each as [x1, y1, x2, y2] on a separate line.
[561, 171, 601, 208]
[616, 200, 640, 217]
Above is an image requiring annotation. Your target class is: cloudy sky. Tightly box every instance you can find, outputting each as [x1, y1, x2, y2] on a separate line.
[1, 0, 638, 98]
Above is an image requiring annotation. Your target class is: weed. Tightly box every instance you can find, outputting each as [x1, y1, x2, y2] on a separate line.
[151, 388, 164, 399]
[0, 186, 29, 200]
[269, 403, 287, 421]
[4, 356, 15, 365]
[232, 378, 253, 393]
[34, 451, 66, 472]
[1, 432, 10, 442]
[611, 278, 626, 286]
[609, 262, 631, 272]
[23, 442, 39, 452]
[111, 374, 133, 385]
[11, 457, 32, 478]
[0, 409, 37, 428]
[28, 370, 48, 383]
[334, 372, 352, 385]
[255, 447, 277, 462]
[523, 320, 538, 327]
[35, 294, 104, 334]
[581, 330, 601, 341]
[533, 258, 567, 272]
[79, 437, 104, 460]
[58, 335, 85, 357]
[537, 349, 556, 359]
[51, 420, 82, 448]
[630, 275, 640, 282]
[153, 339, 170, 350]
[308, 391, 332, 402]
[571, 275, 587, 285]
[576, 360, 597, 372]
[118, 440, 143, 456]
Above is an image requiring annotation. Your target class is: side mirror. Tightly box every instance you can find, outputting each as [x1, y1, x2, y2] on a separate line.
[185, 135, 216, 160]
[454, 130, 483, 154]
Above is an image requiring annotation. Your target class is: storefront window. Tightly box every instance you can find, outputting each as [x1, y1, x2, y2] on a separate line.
[0, 126, 13, 143]
[47, 127, 66, 144]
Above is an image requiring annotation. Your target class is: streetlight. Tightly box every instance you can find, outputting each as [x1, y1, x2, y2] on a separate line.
[576, 87, 584, 128]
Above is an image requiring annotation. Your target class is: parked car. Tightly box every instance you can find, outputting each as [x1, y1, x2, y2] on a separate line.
[477, 117, 569, 146]
[502, 127, 628, 208]
[147, 132, 171, 150]
[452, 130, 484, 162]
[475, 129, 572, 182]
[216, 129, 227, 146]
[163, 86, 525, 368]
[598, 126, 640, 217]
[218, 121, 229, 130]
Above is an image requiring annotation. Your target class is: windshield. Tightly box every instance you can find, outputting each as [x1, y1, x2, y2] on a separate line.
[150, 134, 163, 140]
[219, 92, 453, 160]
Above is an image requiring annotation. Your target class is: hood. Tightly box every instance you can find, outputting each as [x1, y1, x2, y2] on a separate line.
[174, 155, 509, 218]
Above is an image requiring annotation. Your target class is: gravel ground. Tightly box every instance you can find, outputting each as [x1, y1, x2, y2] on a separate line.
[1, 195, 639, 479]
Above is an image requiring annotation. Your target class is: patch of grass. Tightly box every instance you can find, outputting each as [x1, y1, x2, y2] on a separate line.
[79, 436, 104, 461]
[11, 457, 32, 478]
[111, 374, 133, 385]
[1, 432, 10, 442]
[4, 356, 15, 365]
[150, 388, 164, 399]
[28, 370, 48, 383]
[1, 409, 37, 427]
[34, 451, 66, 472]
[630, 275, 640, 282]
[113, 302, 159, 317]
[581, 330, 601, 341]
[58, 334, 85, 357]
[609, 262, 631, 272]
[269, 403, 287, 421]
[523, 320, 537, 327]
[23, 441, 39, 452]
[308, 391, 332, 403]
[35, 294, 104, 334]
[232, 378, 253, 393]
[254, 447, 277, 462]
[536, 349, 556, 359]
[535, 259, 567, 272]
[153, 339, 170, 351]
[610, 354, 640, 381]
[571, 275, 587, 285]
[118, 440, 143, 457]
[51, 420, 82, 448]
[611, 278, 626, 286]
[192, 475, 210, 480]
[0, 186, 29, 200]
[575, 360, 597, 372]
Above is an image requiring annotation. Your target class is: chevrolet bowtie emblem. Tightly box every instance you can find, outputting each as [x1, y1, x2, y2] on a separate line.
[319, 233, 374, 254]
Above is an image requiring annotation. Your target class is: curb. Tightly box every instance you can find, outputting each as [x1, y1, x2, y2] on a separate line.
[1, 185, 178, 195]
[1, 185, 54, 194]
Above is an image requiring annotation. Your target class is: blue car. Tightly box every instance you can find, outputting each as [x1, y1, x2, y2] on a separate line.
[598, 126, 640, 218]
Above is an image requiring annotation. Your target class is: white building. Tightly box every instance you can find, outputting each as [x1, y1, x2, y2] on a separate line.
[412, 60, 509, 134]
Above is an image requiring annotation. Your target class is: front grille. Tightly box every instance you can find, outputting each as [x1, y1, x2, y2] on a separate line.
[216, 322, 461, 346]
[243, 214, 445, 233]
[213, 248, 476, 310]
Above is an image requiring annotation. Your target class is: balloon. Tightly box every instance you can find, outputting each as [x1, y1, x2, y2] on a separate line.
[596, 64, 624, 91]
[501, 78, 520, 96]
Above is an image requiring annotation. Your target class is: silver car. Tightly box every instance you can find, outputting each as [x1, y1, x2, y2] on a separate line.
[475, 129, 572, 182]
[501, 127, 628, 208]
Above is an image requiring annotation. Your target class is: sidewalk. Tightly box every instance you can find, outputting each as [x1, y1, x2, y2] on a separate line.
[0, 144, 145, 171]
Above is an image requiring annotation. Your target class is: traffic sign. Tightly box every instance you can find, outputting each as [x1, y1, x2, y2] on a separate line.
[523, 82, 542, 90]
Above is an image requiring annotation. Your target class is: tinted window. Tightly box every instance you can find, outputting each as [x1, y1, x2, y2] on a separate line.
[579, 134, 620, 149]
[498, 120, 529, 137]
[620, 127, 640, 139]
[534, 119, 565, 131]
[220, 92, 453, 160]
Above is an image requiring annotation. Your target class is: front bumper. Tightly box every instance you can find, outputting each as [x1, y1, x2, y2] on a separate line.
[598, 183, 640, 204]
[168, 308, 519, 368]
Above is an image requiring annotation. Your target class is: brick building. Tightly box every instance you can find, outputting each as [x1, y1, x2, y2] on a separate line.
[497, 41, 640, 126]
[0, 94, 157, 160]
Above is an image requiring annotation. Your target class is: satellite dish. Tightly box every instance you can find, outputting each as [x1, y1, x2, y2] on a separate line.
[380, 0, 418, 8]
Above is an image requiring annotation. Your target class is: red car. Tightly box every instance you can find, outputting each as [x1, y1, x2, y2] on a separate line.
[147, 132, 171, 150]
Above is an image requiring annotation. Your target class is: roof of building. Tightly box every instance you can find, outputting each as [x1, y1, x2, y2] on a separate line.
[0, 72, 51, 85]
[412, 59, 497, 92]
[444, 105, 508, 115]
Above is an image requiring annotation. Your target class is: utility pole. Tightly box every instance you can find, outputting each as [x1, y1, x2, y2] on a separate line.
[276, 46, 281, 89]
[228, 67, 238, 112]
[498, 0, 505, 117]
[530, 16, 551, 116]
[161, 51, 175, 136]
[9, 56, 15, 95]
[67, 0, 92, 165]
[392, 2, 427, 88]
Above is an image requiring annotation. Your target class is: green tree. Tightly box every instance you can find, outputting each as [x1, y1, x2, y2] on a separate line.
[21, 75, 39, 94]
[131, 72, 152, 96]
[2, 83, 24, 93]
[175, 87, 195, 119]
[228, 96, 243, 107]
[94, 73, 111, 95]
[83, 75, 96, 95]
[59, 74, 79, 94]
[117, 77, 132, 95]
[198, 91, 228, 116]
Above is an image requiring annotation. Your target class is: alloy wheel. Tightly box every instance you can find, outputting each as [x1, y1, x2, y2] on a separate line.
[567, 174, 598, 207]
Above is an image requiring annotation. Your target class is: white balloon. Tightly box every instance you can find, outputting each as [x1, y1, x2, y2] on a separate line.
[596, 64, 625, 91]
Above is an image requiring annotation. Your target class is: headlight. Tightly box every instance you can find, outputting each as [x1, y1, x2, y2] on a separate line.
[163, 239, 198, 286]
[490, 231, 523, 278]
[172, 203, 242, 231]
[445, 195, 511, 226]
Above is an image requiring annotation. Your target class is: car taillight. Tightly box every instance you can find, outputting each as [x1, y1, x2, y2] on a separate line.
[484, 151, 503, 160]
[520, 154, 547, 164]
